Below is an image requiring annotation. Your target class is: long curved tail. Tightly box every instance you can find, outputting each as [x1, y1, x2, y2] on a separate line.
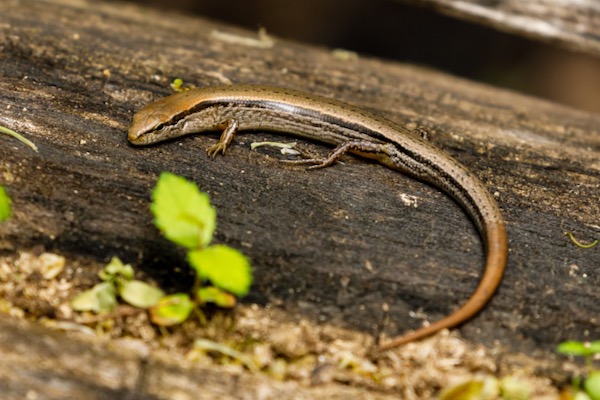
[378, 221, 508, 351]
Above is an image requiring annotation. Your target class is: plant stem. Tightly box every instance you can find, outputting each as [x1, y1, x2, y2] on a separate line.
[192, 275, 207, 325]
[0, 125, 38, 152]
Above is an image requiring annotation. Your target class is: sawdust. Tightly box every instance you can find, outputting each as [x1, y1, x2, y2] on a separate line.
[0, 251, 568, 398]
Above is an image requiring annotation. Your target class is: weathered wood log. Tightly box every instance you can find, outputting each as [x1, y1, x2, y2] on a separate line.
[0, 0, 599, 397]
[403, 0, 600, 56]
[0, 316, 403, 399]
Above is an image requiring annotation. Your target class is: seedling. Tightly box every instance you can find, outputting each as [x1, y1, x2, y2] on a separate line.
[71, 256, 164, 313]
[0, 186, 11, 222]
[149, 172, 252, 325]
[72, 172, 252, 328]
[170, 78, 195, 92]
[557, 340, 600, 400]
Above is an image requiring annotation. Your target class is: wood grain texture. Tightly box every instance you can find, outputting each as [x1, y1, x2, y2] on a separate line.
[402, 0, 600, 55]
[0, 316, 402, 399]
[0, 0, 599, 396]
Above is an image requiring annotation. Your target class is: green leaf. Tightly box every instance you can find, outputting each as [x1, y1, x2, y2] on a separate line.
[499, 376, 530, 400]
[71, 282, 117, 313]
[585, 372, 600, 400]
[557, 341, 593, 356]
[149, 293, 194, 326]
[171, 78, 184, 90]
[574, 391, 593, 400]
[588, 341, 600, 354]
[120, 280, 165, 308]
[440, 380, 482, 400]
[99, 257, 134, 281]
[0, 186, 12, 222]
[197, 286, 237, 308]
[188, 245, 252, 296]
[441, 376, 499, 400]
[151, 172, 216, 249]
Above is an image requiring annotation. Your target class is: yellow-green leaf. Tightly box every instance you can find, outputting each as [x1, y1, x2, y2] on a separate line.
[557, 341, 592, 356]
[99, 256, 134, 281]
[149, 293, 194, 326]
[120, 280, 164, 308]
[585, 372, 600, 400]
[151, 172, 216, 249]
[188, 245, 252, 296]
[0, 186, 12, 222]
[440, 377, 499, 400]
[499, 376, 530, 400]
[71, 282, 117, 313]
[197, 286, 237, 308]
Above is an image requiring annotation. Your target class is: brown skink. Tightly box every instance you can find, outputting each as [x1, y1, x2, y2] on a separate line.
[128, 84, 508, 350]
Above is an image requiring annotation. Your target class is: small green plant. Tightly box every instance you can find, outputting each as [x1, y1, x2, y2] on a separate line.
[149, 172, 252, 324]
[439, 375, 531, 400]
[72, 172, 252, 327]
[557, 340, 600, 400]
[0, 186, 12, 222]
[72, 257, 164, 313]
